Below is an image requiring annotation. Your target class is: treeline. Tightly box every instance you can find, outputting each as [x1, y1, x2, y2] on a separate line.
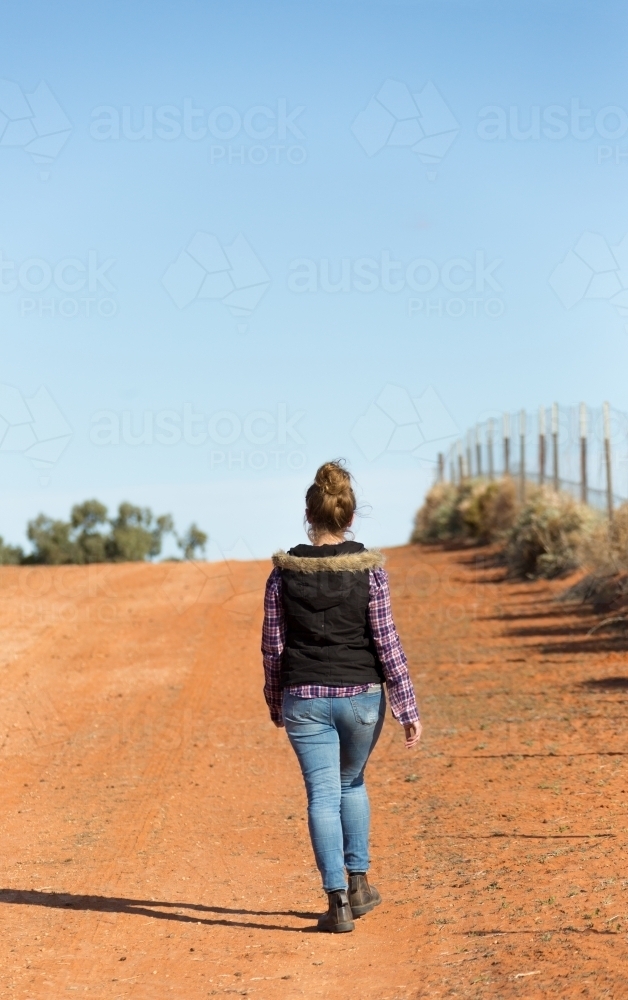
[0, 500, 207, 566]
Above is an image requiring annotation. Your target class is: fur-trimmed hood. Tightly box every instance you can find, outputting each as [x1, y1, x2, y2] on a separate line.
[272, 548, 385, 574]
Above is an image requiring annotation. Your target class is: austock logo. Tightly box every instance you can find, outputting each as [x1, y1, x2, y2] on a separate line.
[90, 98, 306, 166]
[0, 79, 72, 177]
[351, 79, 459, 175]
[161, 232, 270, 322]
[549, 231, 628, 322]
[89, 402, 306, 474]
[0, 250, 117, 319]
[0, 383, 72, 471]
[351, 384, 458, 462]
[477, 100, 628, 165]
[287, 249, 505, 319]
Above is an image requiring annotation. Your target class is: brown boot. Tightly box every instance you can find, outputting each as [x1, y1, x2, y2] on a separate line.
[317, 889, 355, 933]
[348, 873, 381, 916]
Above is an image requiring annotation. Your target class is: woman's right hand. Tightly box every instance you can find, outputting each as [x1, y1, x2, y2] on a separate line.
[404, 722, 422, 748]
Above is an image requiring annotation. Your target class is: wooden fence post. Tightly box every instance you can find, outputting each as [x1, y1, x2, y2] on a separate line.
[487, 419, 494, 480]
[580, 402, 588, 504]
[503, 413, 510, 475]
[446, 401, 610, 509]
[437, 452, 444, 483]
[604, 401, 613, 520]
[519, 409, 526, 501]
[539, 405, 546, 486]
[552, 403, 559, 490]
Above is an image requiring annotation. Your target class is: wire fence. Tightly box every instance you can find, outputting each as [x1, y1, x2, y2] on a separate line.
[438, 403, 628, 516]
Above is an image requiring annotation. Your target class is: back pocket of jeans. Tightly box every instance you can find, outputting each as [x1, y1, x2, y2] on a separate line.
[283, 694, 316, 723]
[350, 691, 382, 725]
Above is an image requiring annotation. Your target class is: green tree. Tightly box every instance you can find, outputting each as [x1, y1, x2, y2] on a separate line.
[71, 499, 109, 563]
[0, 536, 24, 565]
[26, 515, 80, 564]
[177, 523, 208, 560]
[107, 503, 174, 562]
[17, 500, 202, 565]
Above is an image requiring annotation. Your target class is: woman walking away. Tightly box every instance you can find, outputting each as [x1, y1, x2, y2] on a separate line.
[262, 460, 421, 933]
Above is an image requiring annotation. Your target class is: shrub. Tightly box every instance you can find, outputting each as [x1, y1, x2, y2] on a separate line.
[412, 477, 519, 545]
[460, 477, 518, 543]
[577, 502, 628, 576]
[505, 487, 598, 578]
[411, 482, 458, 543]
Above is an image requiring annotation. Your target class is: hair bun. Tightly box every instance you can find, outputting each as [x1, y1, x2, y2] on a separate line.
[315, 463, 349, 496]
[306, 460, 356, 540]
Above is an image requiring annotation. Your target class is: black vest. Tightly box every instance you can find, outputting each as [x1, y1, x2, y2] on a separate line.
[273, 541, 386, 688]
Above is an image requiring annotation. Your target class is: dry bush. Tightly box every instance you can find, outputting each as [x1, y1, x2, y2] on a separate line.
[506, 486, 599, 578]
[446, 480, 485, 542]
[557, 571, 628, 610]
[412, 477, 519, 545]
[578, 502, 628, 575]
[463, 477, 518, 543]
[411, 482, 458, 543]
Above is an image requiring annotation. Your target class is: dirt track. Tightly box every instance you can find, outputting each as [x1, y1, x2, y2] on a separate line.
[0, 544, 627, 999]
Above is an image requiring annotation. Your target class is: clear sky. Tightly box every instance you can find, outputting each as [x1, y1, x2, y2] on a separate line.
[1, 0, 627, 558]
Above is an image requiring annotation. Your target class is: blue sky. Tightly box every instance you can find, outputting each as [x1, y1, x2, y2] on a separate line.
[1, 0, 627, 558]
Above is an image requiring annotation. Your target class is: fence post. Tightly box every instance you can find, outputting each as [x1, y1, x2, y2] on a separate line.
[580, 402, 588, 504]
[475, 425, 482, 477]
[519, 409, 526, 501]
[604, 401, 613, 520]
[539, 405, 546, 486]
[450, 459, 455, 484]
[487, 418, 494, 480]
[466, 431, 473, 480]
[552, 403, 559, 490]
[457, 441, 464, 482]
[503, 413, 510, 475]
[437, 452, 444, 483]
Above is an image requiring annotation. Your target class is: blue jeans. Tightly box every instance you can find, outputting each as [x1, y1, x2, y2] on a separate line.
[282, 687, 386, 893]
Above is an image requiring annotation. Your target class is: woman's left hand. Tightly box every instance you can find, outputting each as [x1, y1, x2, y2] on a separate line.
[404, 722, 422, 748]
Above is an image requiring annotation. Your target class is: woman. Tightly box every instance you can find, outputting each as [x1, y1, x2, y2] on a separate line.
[262, 460, 421, 933]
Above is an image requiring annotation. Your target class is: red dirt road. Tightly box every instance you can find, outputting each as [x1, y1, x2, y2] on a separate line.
[0, 545, 627, 999]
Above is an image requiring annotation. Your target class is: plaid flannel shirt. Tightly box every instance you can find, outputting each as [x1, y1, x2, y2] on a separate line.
[262, 565, 419, 727]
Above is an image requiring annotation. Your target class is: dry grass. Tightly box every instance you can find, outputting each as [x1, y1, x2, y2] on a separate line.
[410, 482, 458, 543]
[414, 479, 611, 580]
[411, 477, 518, 546]
[462, 476, 518, 542]
[505, 486, 599, 578]
[578, 502, 628, 575]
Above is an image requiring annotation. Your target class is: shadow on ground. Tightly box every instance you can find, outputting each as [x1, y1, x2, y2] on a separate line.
[579, 676, 628, 692]
[0, 889, 319, 933]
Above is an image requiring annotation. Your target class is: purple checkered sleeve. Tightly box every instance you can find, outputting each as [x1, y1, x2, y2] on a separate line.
[261, 565, 420, 727]
[262, 568, 286, 724]
[367, 567, 420, 727]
